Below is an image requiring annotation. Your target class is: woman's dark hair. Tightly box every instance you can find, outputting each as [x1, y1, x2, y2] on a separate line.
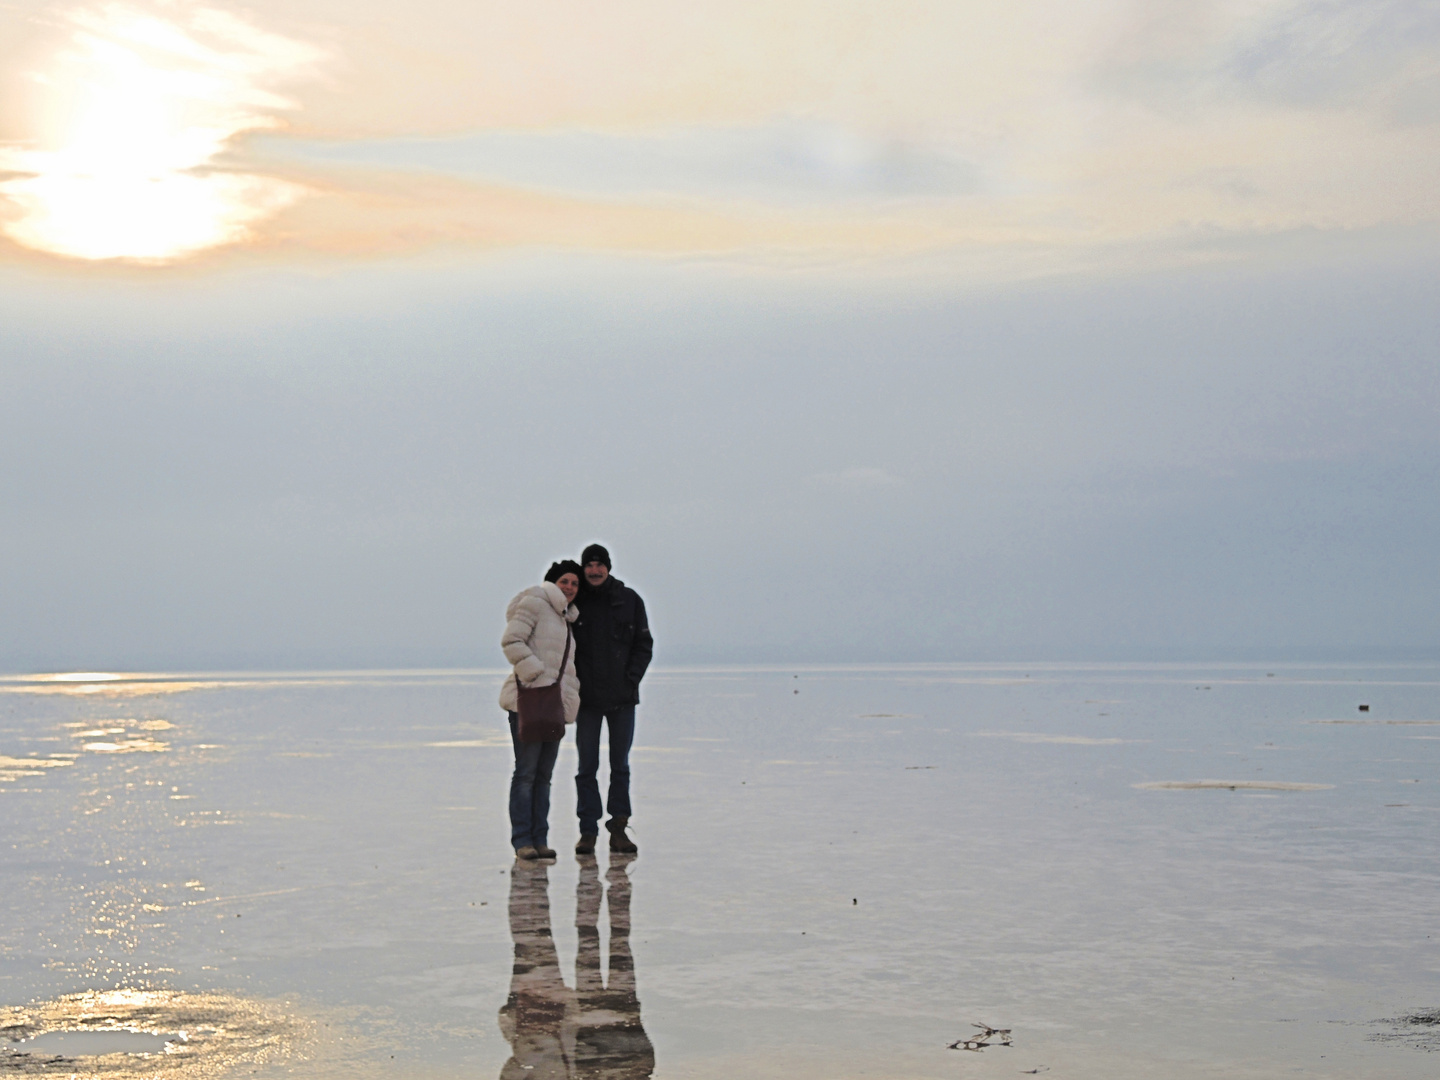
[544, 559, 583, 584]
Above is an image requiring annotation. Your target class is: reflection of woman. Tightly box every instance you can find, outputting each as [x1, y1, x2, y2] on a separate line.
[500, 561, 581, 860]
[497, 861, 571, 1080]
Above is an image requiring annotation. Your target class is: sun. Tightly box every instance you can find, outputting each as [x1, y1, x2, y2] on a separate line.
[0, 3, 324, 262]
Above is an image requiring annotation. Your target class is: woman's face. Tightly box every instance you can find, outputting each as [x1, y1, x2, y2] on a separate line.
[555, 573, 580, 603]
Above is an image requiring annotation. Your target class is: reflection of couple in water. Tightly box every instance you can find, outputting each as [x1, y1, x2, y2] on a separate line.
[498, 853, 654, 1079]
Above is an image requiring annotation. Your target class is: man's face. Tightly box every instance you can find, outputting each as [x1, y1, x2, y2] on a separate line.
[584, 560, 609, 587]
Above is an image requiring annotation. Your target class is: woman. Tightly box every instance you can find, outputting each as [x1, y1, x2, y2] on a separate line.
[499, 560, 582, 860]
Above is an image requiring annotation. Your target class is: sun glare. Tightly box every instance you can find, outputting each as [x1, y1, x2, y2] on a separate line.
[0, 3, 324, 262]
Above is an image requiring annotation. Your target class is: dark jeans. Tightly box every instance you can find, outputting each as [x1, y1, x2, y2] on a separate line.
[508, 712, 560, 850]
[574, 704, 635, 836]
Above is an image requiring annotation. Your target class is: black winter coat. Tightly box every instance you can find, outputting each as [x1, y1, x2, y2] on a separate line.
[573, 575, 653, 709]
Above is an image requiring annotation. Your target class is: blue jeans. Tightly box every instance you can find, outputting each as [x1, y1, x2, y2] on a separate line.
[575, 704, 635, 836]
[508, 712, 560, 850]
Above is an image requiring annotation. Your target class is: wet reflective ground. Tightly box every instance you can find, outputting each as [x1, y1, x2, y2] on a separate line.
[1, 664, 1437, 1078]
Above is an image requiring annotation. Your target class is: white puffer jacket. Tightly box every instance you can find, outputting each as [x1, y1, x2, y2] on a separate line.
[498, 582, 580, 724]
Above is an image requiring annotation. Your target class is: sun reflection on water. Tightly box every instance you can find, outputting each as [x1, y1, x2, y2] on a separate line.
[0, 990, 311, 1077]
[3, 673, 218, 697]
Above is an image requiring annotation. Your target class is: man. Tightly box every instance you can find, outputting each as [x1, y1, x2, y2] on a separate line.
[572, 543, 653, 855]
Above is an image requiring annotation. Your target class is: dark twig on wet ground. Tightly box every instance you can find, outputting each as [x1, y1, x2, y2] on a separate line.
[947, 1023, 1012, 1051]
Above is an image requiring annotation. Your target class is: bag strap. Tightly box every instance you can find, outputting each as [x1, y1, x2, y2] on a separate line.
[554, 622, 572, 687]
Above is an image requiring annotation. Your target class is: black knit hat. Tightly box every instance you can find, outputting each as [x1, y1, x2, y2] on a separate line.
[545, 559, 582, 584]
[580, 543, 611, 570]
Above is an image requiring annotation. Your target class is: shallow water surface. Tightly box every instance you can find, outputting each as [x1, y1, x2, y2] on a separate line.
[0, 663, 1436, 1078]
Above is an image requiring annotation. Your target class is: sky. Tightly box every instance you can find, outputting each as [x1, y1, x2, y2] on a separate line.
[0, 1, 1436, 669]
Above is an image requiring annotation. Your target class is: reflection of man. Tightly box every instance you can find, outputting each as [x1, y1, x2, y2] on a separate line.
[497, 862, 571, 1080]
[572, 544, 653, 855]
[571, 854, 654, 1079]
[499, 855, 654, 1080]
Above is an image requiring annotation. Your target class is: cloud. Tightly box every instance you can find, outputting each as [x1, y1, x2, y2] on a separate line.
[234, 2, 1440, 269]
[1227, 0, 1440, 119]
[1099, 0, 1440, 117]
[261, 119, 981, 204]
[0, 2, 325, 261]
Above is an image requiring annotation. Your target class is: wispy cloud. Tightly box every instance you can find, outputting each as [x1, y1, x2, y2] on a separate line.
[1097, 0, 1440, 113]
[236, 1, 1440, 268]
[260, 120, 981, 204]
[1228, 0, 1440, 117]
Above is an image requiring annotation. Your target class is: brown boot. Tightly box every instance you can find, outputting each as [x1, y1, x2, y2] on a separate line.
[575, 834, 597, 855]
[607, 817, 637, 854]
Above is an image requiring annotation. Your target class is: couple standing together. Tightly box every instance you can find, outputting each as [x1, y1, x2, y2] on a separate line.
[499, 544, 653, 861]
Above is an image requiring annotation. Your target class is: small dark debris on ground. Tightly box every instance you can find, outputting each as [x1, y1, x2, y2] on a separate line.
[1370, 1009, 1440, 1051]
[948, 1024, 1011, 1051]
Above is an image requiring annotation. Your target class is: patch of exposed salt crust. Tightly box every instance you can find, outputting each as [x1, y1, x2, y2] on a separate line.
[1307, 719, 1440, 725]
[973, 732, 1135, 745]
[1134, 780, 1333, 791]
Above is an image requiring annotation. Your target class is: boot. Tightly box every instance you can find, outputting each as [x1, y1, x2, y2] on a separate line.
[607, 817, 637, 854]
[514, 845, 539, 860]
[575, 834, 597, 855]
[533, 843, 556, 859]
